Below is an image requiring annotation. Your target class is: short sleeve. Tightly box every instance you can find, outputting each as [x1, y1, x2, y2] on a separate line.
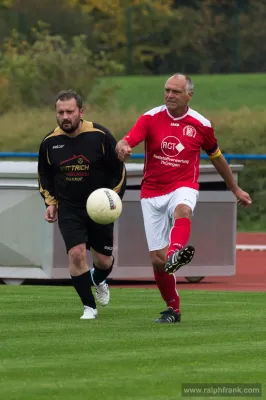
[201, 126, 221, 158]
[123, 115, 149, 148]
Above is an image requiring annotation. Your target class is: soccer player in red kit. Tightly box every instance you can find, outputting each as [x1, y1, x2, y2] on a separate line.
[116, 73, 252, 323]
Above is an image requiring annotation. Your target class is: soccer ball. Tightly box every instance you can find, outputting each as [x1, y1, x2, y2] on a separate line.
[86, 188, 122, 224]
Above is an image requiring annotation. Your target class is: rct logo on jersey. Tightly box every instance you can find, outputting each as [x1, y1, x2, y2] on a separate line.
[161, 136, 185, 158]
[183, 125, 197, 138]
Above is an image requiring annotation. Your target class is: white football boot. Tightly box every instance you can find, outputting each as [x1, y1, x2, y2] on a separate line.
[80, 306, 98, 320]
[90, 268, 110, 307]
[95, 281, 110, 307]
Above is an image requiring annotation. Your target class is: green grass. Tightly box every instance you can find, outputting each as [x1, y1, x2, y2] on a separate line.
[102, 73, 266, 113]
[0, 106, 144, 153]
[0, 285, 265, 400]
[1, 73, 266, 152]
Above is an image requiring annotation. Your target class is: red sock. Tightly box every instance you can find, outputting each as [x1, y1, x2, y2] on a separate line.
[167, 217, 191, 259]
[153, 267, 180, 313]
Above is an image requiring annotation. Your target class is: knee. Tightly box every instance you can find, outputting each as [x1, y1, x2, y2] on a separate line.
[94, 254, 113, 270]
[174, 204, 192, 220]
[151, 251, 166, 273]
[69, 245, 86, 268]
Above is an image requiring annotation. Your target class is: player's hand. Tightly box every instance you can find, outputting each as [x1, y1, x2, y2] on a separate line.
[45, 204, 58, 223]
[233, 187, 252, 208]
[116, 140, 132, 162]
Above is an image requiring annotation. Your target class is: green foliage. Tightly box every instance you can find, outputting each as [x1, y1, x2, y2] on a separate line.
[0, 22, 123, 112]
[0, 1, 265, 75]
[0, 0, 15, 6]
[237, 160, 266, 231]
[0, 105, 141, 152]
[208, 108, 266, 231]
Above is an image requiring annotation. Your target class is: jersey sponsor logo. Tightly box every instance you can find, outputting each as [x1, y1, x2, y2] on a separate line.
[60, 154, 90, 181]
[170, 123, 179, 127]
[104, 246, 113, 251]
[183, 125, 197, 138]
[53, 144, 65, 149]
[161, 136, 185, 158]
[153, 153, 189, 168]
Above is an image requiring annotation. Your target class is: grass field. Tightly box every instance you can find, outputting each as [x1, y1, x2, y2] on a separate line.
[0, 285, 265, 400]
[1, 73, 266, 153]
[101, 73, 266, 113]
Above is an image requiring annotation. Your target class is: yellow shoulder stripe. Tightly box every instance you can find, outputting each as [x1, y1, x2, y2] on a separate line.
[43, 120, 106, 141]
[81, 121, 106, 135]
[43, 129, 67, 142]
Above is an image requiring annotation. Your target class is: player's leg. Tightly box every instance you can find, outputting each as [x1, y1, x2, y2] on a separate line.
[58, 205, 97, 320]
[165, 187, 198, 274]
[150, 248, 181, 323]
[89, 222, 114, 307]
[141, 196, 181, 323]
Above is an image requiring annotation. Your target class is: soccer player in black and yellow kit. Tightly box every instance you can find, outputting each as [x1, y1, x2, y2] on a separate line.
[38, 90, 126, 320]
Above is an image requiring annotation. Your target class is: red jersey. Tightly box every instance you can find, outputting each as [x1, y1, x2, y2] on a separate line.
[123, 105, 220, 199]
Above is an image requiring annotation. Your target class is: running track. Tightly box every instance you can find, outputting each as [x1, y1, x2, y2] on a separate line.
[112, 233, 266, 292]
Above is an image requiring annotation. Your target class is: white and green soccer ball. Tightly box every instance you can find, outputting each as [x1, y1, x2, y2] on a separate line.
[86, 188, 122, 224]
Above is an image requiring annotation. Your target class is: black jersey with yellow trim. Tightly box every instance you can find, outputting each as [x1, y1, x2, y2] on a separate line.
[38, 120, 126, 208]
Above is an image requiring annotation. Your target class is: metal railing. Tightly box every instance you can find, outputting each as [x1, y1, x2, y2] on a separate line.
[0, 152, 265, 164]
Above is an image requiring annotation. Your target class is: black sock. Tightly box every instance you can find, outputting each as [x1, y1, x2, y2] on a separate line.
[71, 271, 96, 308]
[92, 257, 114, 286]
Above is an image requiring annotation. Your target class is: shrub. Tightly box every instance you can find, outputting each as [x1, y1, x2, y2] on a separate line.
[0, 22, 123, 112]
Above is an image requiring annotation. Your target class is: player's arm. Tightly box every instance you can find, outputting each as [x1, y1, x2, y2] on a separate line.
[99, 125, 127, 199]
[203, 127, 252, 207]
[38, 140, 58, 211]
[116, 115, 148, 161]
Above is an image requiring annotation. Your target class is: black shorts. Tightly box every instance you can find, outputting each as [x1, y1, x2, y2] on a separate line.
[58, 203, 114, 255]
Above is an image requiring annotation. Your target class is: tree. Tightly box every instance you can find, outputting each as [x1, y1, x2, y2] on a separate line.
[1, 0, 265, 75]
[238, 0, 266, 72]
[0, 0, 15, 6]
[1, 0, 93, 41]
[67, 0, 175, 74]
[0, 22, 123, 112]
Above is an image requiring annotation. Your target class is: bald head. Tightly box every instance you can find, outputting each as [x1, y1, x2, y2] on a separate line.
[164, 73, 194, 117]
[166, 74, 194, 94]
